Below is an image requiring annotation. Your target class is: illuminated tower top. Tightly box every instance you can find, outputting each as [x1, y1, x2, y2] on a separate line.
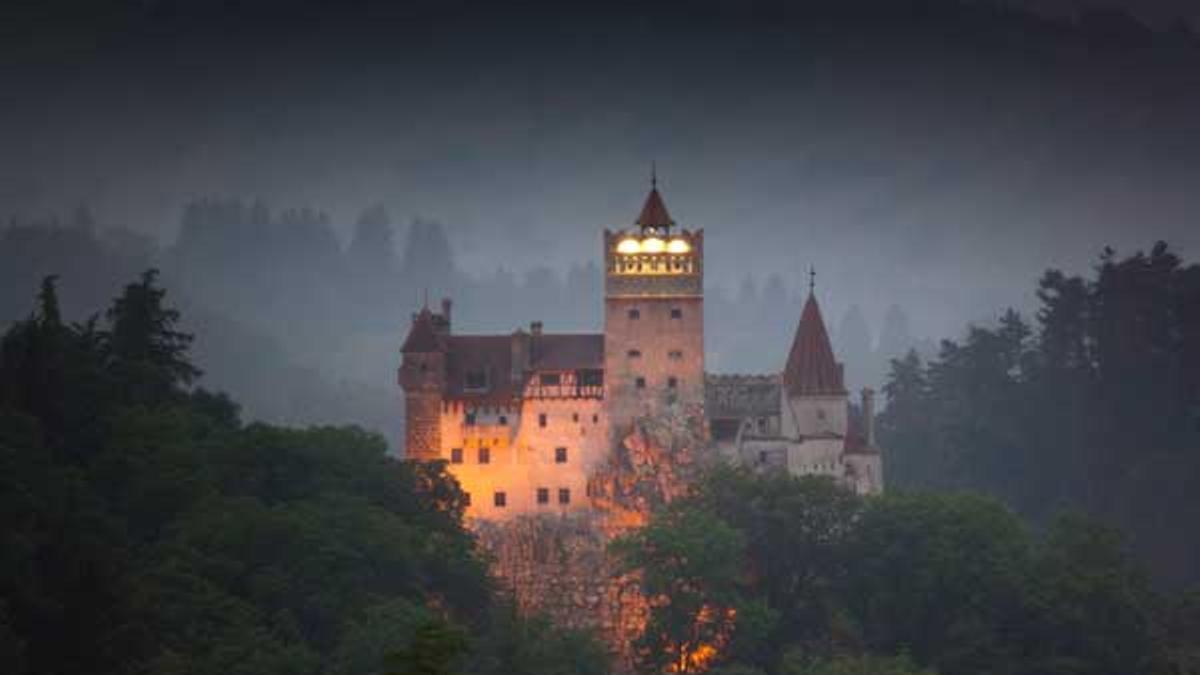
[604, 176, 703, 298]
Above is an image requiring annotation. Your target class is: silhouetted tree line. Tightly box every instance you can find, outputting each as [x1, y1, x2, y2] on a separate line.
[879, 242, 1200, 586]
[615, 466, 1200, 675]
[0, 272, 610, 675]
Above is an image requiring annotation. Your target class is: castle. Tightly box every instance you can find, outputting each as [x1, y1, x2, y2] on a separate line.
[398, 181, 882, 520]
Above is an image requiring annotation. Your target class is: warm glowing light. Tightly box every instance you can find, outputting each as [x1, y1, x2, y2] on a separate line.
[666, 238, 691, 254]
[641, 237, 666, 253]
[617, 238, 641, 254]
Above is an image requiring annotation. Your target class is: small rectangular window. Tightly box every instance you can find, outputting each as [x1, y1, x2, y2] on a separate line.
[494, 491, 506, 507]
[464, 411, 476, 426]
[628, 308, 640, 320]
[627, 349, 641, 358]
[668, 350, 683, 360]
[670, 308, 683, 319]
[572, 412, 579, 422]
[450, 447, 463, 464]
[592, 414, 599, 424]
[539, 413, 547, 428]
[478, 447, 490, 464]
[558, 488, 570, 504]
[635, 377, 646, 389]
[555, 447, 568, 463]
[668, 376, 678, 389]
[498, 415, 508, 425]
[540, 372, 561, 386]
[463, 491, 471, 506]
[537, 487, 549, 504]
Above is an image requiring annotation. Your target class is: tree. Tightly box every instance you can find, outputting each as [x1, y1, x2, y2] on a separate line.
[105, 268, 200, 405]
[613, 504, 748, 674]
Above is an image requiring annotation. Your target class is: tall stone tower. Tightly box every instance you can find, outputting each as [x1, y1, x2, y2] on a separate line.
[397, 302, 449, 461]
[603, 179, 705, 434]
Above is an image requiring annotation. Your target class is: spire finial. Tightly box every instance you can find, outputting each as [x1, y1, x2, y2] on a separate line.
[809, 265, 816, 295]
[651, 161, 657, 189]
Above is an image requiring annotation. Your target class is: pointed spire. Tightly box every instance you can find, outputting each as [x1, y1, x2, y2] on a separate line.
[809, 265, 816, 295]
[636, 165, 674, 230]
[783, 291, 846, 397]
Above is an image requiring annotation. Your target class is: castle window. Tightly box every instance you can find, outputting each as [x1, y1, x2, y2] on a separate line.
[450, 447, 463, 464]
[667, 377, 678, 389]
[671, 308, 683, 319]
[494, 491, 506, 508]
[465, 411, 476, 426]
[478, 447, 490, 464]
[579, 369, 603, 387]
[498, 415, 507, 425]
[593, 414, 599, 424]
[463, 492, 471, 506]
[627, 349, 642, 358]
[635, 377, 646, 389]
[539, 413, 547, 427]
[464, 370, 488, 391]
[537, 488, 549, 505]
[628, 308, 640, 320]
[668, 350, 683, 360]
[540, 372, 561, 386]
[759, 450, 768, 464]
[558, 488, 571, 505]
[572, 412, 579, 423]
[555, 447, 568, 463]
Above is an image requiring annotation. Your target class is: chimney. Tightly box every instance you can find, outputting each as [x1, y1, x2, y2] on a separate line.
[441, 298, 452, 326]
[511, 330, 530, 385]
[861, 388, 876, 447]
[530, 320, 543, 337]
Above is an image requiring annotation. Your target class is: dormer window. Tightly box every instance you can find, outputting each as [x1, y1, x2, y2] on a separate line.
[540, 372, 561, 386]
[464, 369, 488, 392]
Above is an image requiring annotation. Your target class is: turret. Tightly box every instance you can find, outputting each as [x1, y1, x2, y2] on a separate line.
[399, 304, 448, 461]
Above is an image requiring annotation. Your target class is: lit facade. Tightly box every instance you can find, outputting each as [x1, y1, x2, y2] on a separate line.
[398, 183, 882, 519]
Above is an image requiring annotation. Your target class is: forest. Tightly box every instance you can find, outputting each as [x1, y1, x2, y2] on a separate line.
[877, 242, 1200, 588]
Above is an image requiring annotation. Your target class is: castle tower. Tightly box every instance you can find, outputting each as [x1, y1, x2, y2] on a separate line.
[780, 287, 848, 439]
[398, 302, 449, 461]
[603, 178, 705, 434]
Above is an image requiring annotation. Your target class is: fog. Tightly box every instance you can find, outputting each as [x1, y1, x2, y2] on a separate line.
[4, 0, 1199, 442]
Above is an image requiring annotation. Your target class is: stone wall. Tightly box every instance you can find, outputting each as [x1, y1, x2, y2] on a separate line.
[472, 407, 710, 672]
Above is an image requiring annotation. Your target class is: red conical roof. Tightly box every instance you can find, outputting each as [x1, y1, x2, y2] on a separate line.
[636, 187, 673, 228]
[401, 307, 442, 353]
[784, 293, 846, 396]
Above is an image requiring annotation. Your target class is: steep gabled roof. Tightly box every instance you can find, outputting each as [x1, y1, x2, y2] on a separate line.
[635, 187, 673, 229]
[530, 334, 604, 370]
[400, 307, 443, 353]
[783, 293, 846, 396]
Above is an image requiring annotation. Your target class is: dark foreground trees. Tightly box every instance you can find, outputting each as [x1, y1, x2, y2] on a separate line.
[0, 273, 609, 675]
[615, 466, 1195, 675]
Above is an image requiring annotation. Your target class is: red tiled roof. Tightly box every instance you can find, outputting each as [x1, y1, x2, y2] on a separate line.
[444, 335, 514, 401]
[636, 187, 673, 228]
[530, 333, 604, 370]
[440, 332, 604, 402]
[400, 307, 443, 353]
[784, 294, 846, 396]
